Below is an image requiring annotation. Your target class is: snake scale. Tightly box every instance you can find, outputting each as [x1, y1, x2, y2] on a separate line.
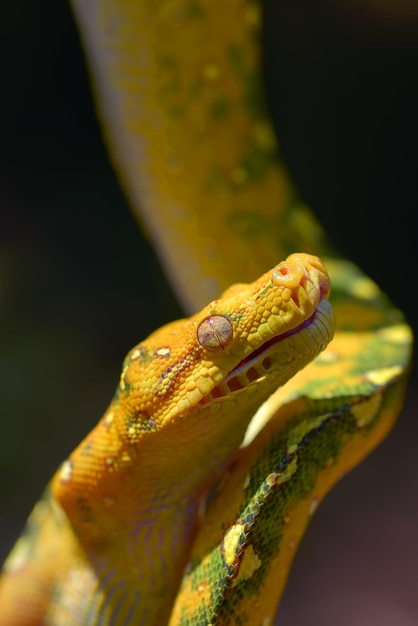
[0, 1, 413, 624]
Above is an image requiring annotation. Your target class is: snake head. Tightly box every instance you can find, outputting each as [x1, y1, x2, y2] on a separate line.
[118, 253, 334, 430]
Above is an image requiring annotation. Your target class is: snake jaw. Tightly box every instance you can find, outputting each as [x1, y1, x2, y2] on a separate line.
[200, 300, 334, 405]
[120, 254, 332, 421]
[191, 255, 334, 408]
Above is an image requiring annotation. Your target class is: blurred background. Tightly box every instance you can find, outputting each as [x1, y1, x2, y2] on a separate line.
[0, 1, 417, 624]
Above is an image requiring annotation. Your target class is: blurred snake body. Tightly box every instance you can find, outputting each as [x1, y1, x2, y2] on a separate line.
[0, 1, 412, 624]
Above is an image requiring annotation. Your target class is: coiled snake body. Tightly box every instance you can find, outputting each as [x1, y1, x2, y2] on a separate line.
[0, 1, 412, 624]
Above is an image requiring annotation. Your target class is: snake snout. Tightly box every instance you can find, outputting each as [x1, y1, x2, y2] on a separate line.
[300, 254, 331, 300]
[272, 253, 331, 304]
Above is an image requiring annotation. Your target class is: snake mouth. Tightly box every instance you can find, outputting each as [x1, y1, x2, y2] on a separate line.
[201, 310, 318, 403]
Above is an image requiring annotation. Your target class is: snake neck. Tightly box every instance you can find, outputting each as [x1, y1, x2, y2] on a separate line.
[48, 390, 261, 624]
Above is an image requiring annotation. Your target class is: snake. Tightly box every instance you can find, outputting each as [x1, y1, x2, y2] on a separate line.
[0, 1, 413, 625]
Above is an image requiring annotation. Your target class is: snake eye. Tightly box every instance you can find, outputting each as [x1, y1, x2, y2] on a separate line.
[197, 315, 233, 351]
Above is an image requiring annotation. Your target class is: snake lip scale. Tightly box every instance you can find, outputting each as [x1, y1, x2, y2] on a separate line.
[204, 299, 332, 403]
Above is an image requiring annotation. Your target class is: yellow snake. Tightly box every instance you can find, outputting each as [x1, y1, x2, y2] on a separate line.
[0, 1, 413, 624]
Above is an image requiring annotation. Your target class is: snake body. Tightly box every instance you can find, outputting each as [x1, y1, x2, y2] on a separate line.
[0, 0, 413, 624]
[0, 255, 334, 623]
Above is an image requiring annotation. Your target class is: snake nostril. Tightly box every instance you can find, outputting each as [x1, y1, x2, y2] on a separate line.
[272, 262, 305, 289]
[272, 264, 294, 287]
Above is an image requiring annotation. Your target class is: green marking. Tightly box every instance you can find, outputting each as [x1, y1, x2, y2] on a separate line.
[157, 78, 181, 100]
[130, 345, 153, 364]
[209, 96, 231, 119]
[184, 0, 205, 19]
[126, 411, 156, 435]
[166, 106, 186, 119]
[237, 150, 272, 182]
[121, 379, 132, 397]
[177, 393, 395, 623]
[230, 313, 245, 323]
[203, 164, 227, 192]
[228, 212, 269, 237]
[157, 55, 179, 71]
[226, 44, 244, 74]
[226, 45, 266, 120]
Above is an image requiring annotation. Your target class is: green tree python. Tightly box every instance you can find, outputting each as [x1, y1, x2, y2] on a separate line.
[0, 1, 413, 624]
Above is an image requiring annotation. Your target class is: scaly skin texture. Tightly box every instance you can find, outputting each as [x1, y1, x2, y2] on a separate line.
[69, 0, 330, 313]
[169, 263, 411, 624]
[170, 382, 408, 626]
[0, 254, 334, 625]
[1, 0, 413, 624]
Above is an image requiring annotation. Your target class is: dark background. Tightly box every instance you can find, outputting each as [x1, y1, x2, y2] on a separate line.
[0, 2, 417, 624]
